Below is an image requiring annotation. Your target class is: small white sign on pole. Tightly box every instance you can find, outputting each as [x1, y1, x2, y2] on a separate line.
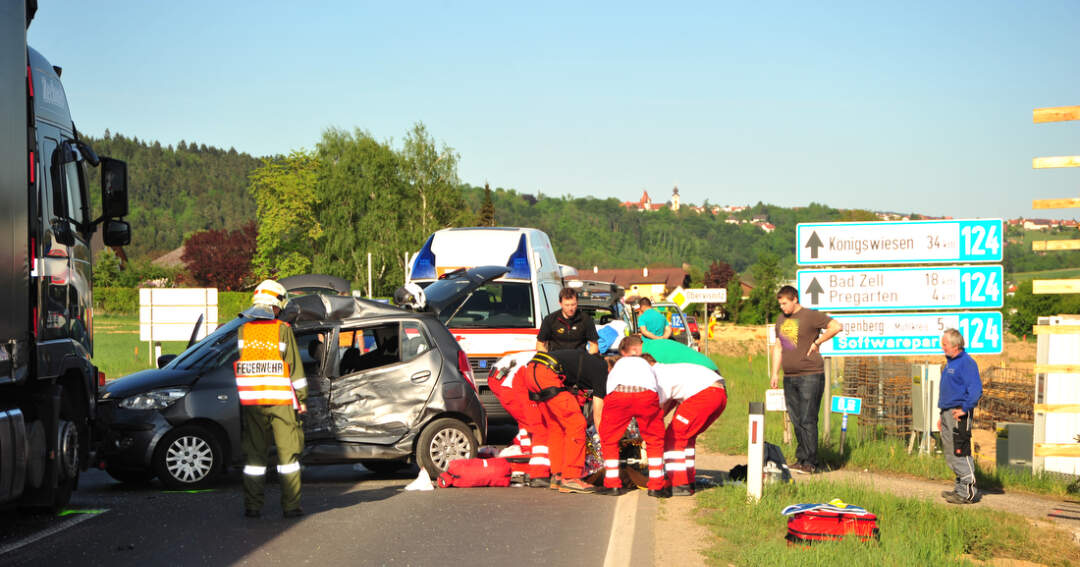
[765, 389, 787, 412]
[139, 288, 219, 342]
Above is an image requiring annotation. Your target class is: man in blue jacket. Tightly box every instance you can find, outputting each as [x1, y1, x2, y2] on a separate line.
[938, 328, 982, 504]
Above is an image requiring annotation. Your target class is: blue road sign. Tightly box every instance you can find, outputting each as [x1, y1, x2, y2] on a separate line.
[831, 396, 862, 415]
[797, 219, 1004, 266]
[821, 312, 1004, 356]
[796, 265, 1003, 311]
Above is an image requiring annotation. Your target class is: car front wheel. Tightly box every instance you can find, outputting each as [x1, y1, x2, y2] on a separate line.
[153, 425, 223, 490]
[416, 418, 476, 477]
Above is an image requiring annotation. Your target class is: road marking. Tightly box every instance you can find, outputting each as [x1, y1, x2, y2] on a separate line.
[602, 489, 640, 567]
[0, 509, 109, 557]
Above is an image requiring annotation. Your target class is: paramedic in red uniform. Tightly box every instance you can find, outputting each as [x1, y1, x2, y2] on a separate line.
[536, 288, 599, 354]
[650, 359, 728, 496]
[600, 356, 668, 497]
[523, 352, 599, 494]
[488, 352, 551, 485]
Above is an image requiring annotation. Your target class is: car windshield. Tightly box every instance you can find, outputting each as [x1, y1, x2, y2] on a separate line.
[424, 281, 534, 329]
[164, 316, 249, 371]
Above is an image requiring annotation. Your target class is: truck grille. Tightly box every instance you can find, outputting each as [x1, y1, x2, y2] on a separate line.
[469, 357, 498, 375]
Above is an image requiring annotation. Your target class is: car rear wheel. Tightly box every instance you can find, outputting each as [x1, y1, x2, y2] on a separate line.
[416, 418, 476, 477]
[153, 425, 223, 490]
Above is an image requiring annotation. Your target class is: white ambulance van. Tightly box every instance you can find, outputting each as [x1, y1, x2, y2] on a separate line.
[406, 227, 570, 420]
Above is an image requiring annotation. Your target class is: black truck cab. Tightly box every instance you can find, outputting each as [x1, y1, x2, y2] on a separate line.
[1, 0, 130, 510]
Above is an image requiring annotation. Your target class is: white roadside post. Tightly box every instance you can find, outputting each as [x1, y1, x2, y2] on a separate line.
[747, 401, 765, 502]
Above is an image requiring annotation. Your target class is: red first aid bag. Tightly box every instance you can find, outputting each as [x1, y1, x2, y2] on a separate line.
[785, 509, 879, 545]
[437, 458, 512, 488]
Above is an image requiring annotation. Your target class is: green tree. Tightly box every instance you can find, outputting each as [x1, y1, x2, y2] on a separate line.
[740, 252, 782, 324]
[724, 275, 743, 321]
[478, 182, 496, 226]
[401, 122, 469, 239]
[312, 127, 410, 292]
[248, 151, 322, 279]
[93, 248, 122, 287]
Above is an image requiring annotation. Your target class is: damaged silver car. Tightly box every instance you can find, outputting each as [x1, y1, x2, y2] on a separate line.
[97, 267, 507, 489]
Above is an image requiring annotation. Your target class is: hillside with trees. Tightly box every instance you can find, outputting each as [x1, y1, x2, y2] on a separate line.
[85, 129, 1080, 334]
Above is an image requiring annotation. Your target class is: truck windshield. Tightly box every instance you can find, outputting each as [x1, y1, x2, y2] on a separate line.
[439, 282, 534, 329]
[165, 316, 248, 371]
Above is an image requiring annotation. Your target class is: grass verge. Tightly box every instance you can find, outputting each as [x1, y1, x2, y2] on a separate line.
[94, 315, 189, 380]
[697, 479, 1080, 566]
[701, 354, 1074, 497]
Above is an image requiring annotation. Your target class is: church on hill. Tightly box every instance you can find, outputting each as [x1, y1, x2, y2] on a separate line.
[621, 186, 680, 212]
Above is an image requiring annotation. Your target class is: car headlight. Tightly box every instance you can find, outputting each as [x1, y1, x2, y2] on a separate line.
[119, 387, 189, 410]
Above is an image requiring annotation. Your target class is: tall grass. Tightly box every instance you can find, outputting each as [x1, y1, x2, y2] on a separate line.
[698, 479, 1080, 566]
[94, 315, 189, 380]
[701, 354, 1074, 496]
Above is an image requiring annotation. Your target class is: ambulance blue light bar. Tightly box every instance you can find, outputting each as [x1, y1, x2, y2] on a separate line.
[505, 234, 531, 279]
[412, 235, 437, 280]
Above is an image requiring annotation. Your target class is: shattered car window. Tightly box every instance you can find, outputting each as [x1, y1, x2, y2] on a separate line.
[338, 323, 402, 375]
[401, 321, 431, 362]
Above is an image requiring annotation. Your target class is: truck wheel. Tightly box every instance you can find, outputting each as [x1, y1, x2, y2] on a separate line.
[416, 418, 476, 477]
[153, 425, 223, 490]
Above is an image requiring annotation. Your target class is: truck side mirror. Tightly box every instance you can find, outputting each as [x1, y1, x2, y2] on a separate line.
[102, 219, 131, 246]
[100, 157, 128, 218]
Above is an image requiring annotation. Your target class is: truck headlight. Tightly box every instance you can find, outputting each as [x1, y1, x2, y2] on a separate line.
[119, 387, 189, 410]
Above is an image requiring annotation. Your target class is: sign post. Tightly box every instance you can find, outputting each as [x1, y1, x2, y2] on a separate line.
[747, 402, 765, 502]
[831, 395, 862, 456]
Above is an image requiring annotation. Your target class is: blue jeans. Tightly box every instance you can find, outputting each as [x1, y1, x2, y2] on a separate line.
[783, 373, 825, 467]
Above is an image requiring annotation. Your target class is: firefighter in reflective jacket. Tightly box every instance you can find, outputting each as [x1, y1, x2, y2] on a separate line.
[236, 280, 307, 518]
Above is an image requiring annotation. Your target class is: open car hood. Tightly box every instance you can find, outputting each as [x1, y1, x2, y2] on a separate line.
[395, 265, 510, 320]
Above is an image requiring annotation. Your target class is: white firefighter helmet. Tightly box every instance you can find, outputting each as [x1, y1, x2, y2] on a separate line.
[252, 279, 287, 309]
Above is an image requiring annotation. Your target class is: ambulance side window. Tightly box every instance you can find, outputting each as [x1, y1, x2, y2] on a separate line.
[540, 283, 560, 317]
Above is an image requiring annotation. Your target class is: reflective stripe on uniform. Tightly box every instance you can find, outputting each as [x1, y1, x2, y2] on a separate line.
[244, 465, 266, 476]
[648, 457, 662, 467]
[604, 459, 619, 468]
[675, 414, 690, 425]
[238, 390, 295, 402]
[528, 457, 551, 466]
[649, 470, 664, 478]
[277, 462, 301, 474]
[236, 376, 294, 388]
[533, 445, 549, 454]
[663, 451, 683, 460]
[666, 462, 687, 471]
[605, 469, 620, 478]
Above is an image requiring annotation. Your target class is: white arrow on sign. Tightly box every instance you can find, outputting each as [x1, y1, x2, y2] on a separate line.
[797, 219, 1003, 265]
[796, 265, 1003, 311]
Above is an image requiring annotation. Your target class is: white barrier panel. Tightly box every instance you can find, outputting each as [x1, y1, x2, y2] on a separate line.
[139, 288, 218, 342]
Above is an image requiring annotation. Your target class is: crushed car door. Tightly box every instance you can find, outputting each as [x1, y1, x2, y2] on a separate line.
[329, 320, 442, 444]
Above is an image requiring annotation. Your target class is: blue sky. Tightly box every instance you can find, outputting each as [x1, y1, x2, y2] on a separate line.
[27, 1, 1080, 219]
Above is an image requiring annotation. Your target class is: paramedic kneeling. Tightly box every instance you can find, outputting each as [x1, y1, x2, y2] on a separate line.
[939, 328, 982, 505]
[523, 353, 599, 494]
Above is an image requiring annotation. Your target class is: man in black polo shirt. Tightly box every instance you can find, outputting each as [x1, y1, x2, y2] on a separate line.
[536, 288, 599, 354]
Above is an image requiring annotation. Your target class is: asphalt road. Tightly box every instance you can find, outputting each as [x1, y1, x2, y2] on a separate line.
[0, 429, 655, 566]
